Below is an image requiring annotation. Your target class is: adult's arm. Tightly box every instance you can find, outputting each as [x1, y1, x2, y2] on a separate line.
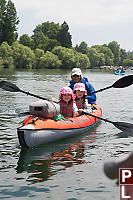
[85, 82, 96, 104]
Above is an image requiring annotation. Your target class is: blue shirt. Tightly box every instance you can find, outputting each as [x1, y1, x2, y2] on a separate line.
[69, 77, 96, 104]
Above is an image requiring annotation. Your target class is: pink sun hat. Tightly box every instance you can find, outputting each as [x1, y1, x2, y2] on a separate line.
[73, 83, 87, 95]
[59, 87, 75, 100]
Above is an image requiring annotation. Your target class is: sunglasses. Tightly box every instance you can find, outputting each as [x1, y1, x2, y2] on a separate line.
[72, 75, 80, 78]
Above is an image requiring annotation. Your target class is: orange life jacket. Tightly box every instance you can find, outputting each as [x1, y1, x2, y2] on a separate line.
[60, 100, 73, 118]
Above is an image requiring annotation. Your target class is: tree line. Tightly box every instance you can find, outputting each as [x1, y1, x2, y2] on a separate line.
[0, 0, 133, 69]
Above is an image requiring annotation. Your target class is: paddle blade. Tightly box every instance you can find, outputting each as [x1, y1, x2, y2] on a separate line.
[112, 75, 133, 88]
[113, 122, 133, 132]
[0, 81, 20, 92]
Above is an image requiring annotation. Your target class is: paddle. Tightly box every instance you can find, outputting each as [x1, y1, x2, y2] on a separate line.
[0, 80, 50, 101]
[82, 111, 133, 132]
[89, 75, 133, 95]
[0, 75, 133, 98]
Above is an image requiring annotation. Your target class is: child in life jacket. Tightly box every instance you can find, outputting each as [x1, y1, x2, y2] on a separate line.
[59, 87, 78, 118]
[73, 83, 92, 115]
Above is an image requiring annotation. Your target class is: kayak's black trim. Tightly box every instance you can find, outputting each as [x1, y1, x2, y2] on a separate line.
[17, 130, 29, 148]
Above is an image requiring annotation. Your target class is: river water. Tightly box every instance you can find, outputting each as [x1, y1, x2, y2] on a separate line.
[0, 68, 133, 200]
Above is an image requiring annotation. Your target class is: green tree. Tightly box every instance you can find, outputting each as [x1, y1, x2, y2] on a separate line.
[39, 51, 62, 68]
[108, 41, 121, 66]
[87, 48, 101, 67]
[11, 42, 35, 68]
[127, 52, 133, 60]
[35, 48, 44, 67]
[31, 31, 60, 52]
[52, 46, 89, 68]
[0, 57, 3, 67]
[0, 0, 6, 43]
[75, 41, 88, 54]
[97, 45, 114, 66]
[52, 46, 76, 68]
[0, 41, 13, 67]
[19, 34, 33, 49]
[32, 31, 49, 51]
[0, 0, 19, 45]
[33, 21, 60, 40]
[123, 58, 133, 67]
[57, 21, 72, 48]
[77, 52, 90, 68]
[120, 48, 127, 65]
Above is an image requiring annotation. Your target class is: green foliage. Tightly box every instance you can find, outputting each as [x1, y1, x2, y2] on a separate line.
[0, 0, 131, 69]
[97, 45, 114, 66]
[19, 21, 72, 52]
[46, 38, 60, 52]
[52, 46, 89, 68]
[123, 58, 133, 67]
[35, 48, 44, 67]
[0, 0, 6, 43]
[33, 21, 60, 40]
[0, 57, 3, 67]
[32, 21, 60, 51]
[0, 41, 13, 67]
[57, 21, 72, 48]
[32, 31, 49, 51]
[77, 52, 90, 68]
[0, 0, 19, 45]
[87, 48, 104, 67]
[11, 42, 35, 69]
[120, 48, 127, 65]
[108, 41, 121, 66]
[39, 51, 62, 69]
[52, 46, 76, 68]
[19, 34, 34, 49]
[127, 52, 133, 60]
[75, 41, 88, 54]
[31, 31, 60, 52]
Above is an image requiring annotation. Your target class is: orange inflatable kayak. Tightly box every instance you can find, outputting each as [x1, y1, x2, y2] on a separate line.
[17, 104, 102, 148]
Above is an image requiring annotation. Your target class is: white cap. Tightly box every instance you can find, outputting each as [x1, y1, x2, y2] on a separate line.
[71, 68, 82, 76]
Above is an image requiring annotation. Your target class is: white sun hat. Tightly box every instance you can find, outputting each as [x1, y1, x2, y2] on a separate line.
[71, 68, 82, 76]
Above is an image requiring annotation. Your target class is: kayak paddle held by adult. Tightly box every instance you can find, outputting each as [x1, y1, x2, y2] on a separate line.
[89, 75, 133, 95]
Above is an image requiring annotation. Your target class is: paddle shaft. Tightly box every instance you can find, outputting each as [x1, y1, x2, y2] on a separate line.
[89, 86, 112, 95]
[82, 111, 112, 124]
[18, 88, 48, 101]
[82, 111, 133, 132]
[0, 75, 133, 98]
[89, 75, 133, 95]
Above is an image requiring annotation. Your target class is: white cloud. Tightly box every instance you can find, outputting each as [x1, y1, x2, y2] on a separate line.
[13, 0, 133, 25]
[12, 0, 133, 51]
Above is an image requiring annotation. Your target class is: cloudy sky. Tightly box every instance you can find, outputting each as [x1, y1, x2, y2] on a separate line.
[12, 0, 133, 51]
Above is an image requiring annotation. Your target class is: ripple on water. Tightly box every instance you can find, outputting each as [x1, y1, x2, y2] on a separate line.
[0, 69, 132, 200]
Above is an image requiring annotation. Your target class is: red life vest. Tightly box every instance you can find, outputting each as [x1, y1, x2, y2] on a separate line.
[60, 100, 73, 118]
[75, 98, 84, 109]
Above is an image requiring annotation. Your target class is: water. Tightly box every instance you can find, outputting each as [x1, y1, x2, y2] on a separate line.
[0, 68, 133, 200]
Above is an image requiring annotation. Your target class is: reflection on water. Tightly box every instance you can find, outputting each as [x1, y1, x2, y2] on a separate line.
[16, 129, 100, 184]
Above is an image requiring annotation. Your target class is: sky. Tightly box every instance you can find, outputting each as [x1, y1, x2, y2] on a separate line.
[12, 0, 133, 51]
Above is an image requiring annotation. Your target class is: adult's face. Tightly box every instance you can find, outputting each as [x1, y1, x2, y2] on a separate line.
[71, 75, 81, 83]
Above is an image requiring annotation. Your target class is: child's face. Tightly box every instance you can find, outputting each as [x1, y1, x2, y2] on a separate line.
[76, 90, 85, 98]
[62, 94, 72, 102]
